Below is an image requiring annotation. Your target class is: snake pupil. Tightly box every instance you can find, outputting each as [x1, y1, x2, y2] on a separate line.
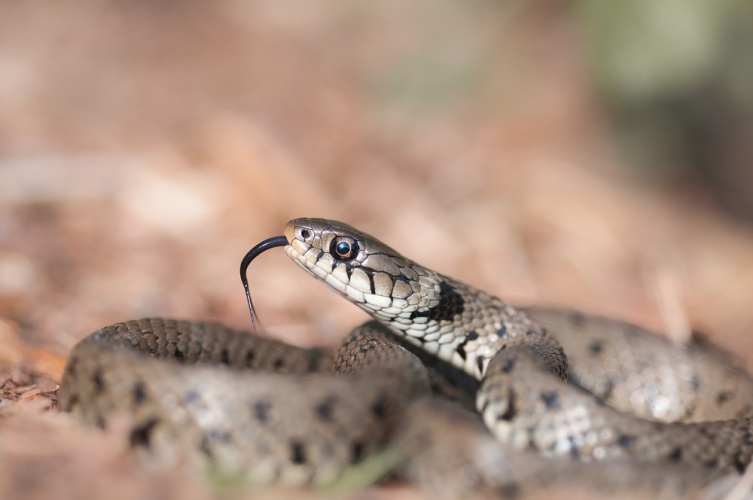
[331, 237, 359, 261]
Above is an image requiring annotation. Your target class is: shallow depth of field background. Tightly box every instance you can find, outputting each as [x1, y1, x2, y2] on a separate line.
[1, 2, 752, 499]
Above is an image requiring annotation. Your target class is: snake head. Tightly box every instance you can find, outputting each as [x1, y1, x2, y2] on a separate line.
[283, 218, 451, 325]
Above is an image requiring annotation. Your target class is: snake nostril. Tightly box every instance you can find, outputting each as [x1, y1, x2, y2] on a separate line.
[300, 229, 311, 240]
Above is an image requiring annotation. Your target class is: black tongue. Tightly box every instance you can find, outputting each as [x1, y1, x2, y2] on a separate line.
[240, 235, 288, 332]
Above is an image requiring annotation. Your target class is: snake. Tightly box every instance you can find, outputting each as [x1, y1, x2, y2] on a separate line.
[58, 218, 753, 497]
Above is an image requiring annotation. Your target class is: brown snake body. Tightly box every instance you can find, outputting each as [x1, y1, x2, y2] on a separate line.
[59, 218, 753, 496]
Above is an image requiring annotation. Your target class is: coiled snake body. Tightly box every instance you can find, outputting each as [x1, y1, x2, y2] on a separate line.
[59, 218, 753, 496]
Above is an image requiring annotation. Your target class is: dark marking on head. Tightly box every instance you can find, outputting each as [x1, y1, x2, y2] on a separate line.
[221, 349, 230, 365]
[290, 440, 306, 465]
[273, 358, 285, 370]
[541, 391, 560, 409]
[668, 447, 683, 462]
[129, 418, 159, 448]
[132, 381, 147, 404]
[409, 282, 465, 322]
[467, 331, 479, 341]
[252, 400, 272, 424]
[587, 340, 604, 356]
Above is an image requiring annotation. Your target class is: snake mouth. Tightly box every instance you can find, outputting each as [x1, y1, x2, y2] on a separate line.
[240, 235, 288, 331]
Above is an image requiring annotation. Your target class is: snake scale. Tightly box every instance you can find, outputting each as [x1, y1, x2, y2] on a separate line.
[59, 218, 753, 497]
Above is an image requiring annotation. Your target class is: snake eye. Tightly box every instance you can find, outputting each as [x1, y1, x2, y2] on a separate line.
[330, 236, 359, 261]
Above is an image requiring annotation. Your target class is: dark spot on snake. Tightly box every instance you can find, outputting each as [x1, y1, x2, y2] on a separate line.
[501, 358, 516, 373]
[94, 416, 106, 429]
[497, 324, 508, 338]
[455, 331, 478, 361]
[252, 401, 272, 424]
[174, 347, 185, 362]
[409, 282, 464, 322]
[498, 390, 518, 421]
[351, 440, 366, 463]
[132, 381, 147, 404]
[476, 355, 486, 374]
[273, 358, 285, 370]
[244, 350, 255, 366]
[129, 418, 159, 448]
[588, 340, 604, 356]
[92, 369, 105, 393]
[526, 329, 535, 337]
[456, 343, 467, 361]
[541, 391, 560, 409]
[668, 447, 683, 462]
[290, 440, 307, 465]
[221, 349, 230, 365]
[716, 391, 733, 405]
[617, 434, 634, 448]
[371, 396, 388, 419]
[315, 396, 337, 422]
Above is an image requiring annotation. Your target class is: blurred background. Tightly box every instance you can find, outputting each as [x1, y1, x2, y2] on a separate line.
[1, 1, 752, 498]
